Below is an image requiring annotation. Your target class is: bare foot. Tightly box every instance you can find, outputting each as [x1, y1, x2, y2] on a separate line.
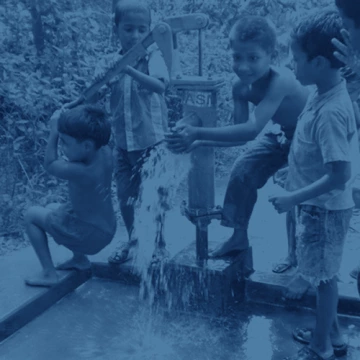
[25, 271, 60, 287]
[56, 256, 91, 271]
[283, 275, 310, 300]
[210, 232, 248, 258]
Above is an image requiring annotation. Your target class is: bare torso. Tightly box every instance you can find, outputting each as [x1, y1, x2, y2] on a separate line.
[241, 66, 309, 133]
[68, 146, 116, 232]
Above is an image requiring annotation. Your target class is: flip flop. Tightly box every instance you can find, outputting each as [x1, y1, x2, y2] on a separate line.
[349, 266, 360, 279]
[292, 328, 348, 357]
[150, 247, 170, 266]
[108, 240, 137, 264]
[284, 346, 335, 360]
[272, 262, 293, 274]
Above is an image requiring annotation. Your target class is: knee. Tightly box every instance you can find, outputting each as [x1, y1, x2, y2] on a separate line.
[24, 205, 48, 229]
[229, 166, 253, 187]
[24, 206, 40, 225]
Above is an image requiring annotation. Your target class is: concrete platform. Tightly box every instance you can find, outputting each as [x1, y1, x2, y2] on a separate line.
[1, 179, 360, 344]
[1, 279, 360, 360]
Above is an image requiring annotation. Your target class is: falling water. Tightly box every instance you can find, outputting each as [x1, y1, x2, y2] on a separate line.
[128, 142, 192, 309]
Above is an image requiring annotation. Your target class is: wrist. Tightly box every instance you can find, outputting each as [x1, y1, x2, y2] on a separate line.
[289, 192, 301, 206]
[194, 127, 201, 141]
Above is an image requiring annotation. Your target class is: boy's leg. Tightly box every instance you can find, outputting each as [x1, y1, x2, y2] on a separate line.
[310, 278, 338, 358]
[24, 206, 59, 286]
[273, 209, 297, 273]
[109, 149, 141, 263]
[115, 148, 143, 238]
[291, 206, 352, 358]
[212, 132, 289, 257]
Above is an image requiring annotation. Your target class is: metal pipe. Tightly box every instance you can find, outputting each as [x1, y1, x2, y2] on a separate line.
[196, 222, 208, 262]
[198, 29, 203, 76]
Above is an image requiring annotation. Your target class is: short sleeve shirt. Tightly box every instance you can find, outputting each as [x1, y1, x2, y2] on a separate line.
[109, 48, 169, 151]
[286, 80, 359, 210]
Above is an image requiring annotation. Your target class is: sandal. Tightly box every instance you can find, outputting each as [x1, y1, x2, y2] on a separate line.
[151, 247, 170, 265]
[284, 346, 335, 360]
[108, 239, 138, 264]
[349, 266, 360, 280]
[292, 328, 348, 357]
[272, 261, 294, 274]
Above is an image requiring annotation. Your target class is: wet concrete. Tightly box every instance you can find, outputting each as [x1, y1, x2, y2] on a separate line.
[0, 179, 359, 347]
[0, 278, 359, 360]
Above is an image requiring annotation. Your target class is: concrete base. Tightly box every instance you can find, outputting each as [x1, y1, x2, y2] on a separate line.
[149, 242, 253, 314]
[91, 242, 254, 314]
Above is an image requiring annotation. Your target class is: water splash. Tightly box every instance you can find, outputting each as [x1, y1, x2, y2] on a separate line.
[128, 143, 192, 309]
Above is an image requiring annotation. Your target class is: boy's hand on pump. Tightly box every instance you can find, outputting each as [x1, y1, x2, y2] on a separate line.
[165, 124, 198, 153]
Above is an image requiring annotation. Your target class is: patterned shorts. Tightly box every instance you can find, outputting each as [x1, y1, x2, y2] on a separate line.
[46, 203, 116, 255]
[295, 205, 353, 287]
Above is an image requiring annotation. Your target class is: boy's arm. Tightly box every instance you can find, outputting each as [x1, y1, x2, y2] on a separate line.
[270, 111, 353, 212]
[194, 74, 289, 143]
[125, 50, 169, 94]
[197, 82, 249, 148]
[44, 112, 90, 182]
[288, 161, 351, 205]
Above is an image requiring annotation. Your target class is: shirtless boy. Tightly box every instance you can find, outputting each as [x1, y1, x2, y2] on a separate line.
[166, 16, 308, 298]
[25, 105, 116, 286]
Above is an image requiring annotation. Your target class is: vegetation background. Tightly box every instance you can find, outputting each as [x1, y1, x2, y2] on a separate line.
[0, 0, 334, 253]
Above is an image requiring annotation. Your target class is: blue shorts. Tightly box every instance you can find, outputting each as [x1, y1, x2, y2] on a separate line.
[46, 203, 116, 255]
[295, 205, 353, 287]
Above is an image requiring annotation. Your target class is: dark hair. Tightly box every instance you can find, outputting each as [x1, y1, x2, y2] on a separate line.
[336, 0, 360, 28]
[229, 16, 277, 54]
[114, 0, 151, 27]
[58, 105, 111, 149]
[291, 10, 344, 69]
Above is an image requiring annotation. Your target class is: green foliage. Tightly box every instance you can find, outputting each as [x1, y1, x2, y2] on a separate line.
[0, 0, 334, 242]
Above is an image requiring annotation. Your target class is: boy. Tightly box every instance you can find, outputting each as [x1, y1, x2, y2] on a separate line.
[25, 105, 116, 287]
[269, 10, 358, 360]
[333, 0, 360, 284]
[166, 16, 308, 276]
[106, 0, 170, 264]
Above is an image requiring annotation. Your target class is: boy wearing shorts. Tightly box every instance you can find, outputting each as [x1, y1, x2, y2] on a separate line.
[270, 10, 359, 360]
[166, 16, 308, 272]
[25, 105, 116, 287]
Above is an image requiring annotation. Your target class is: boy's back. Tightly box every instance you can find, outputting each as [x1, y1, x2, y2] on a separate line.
[68, 145, 116, 231]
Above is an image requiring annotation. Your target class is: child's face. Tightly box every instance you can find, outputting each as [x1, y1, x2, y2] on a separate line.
[59, 133, 88, 162]
[116, 11, 150, 53]
[290, 41, 316, 86]
[230, 40, 272, 84]
[338, 9, 360, 53]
